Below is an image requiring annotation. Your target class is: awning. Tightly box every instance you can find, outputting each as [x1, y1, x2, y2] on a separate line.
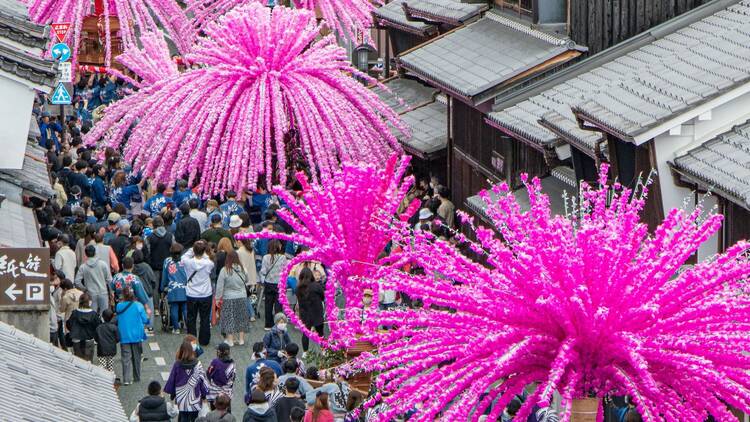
[671, 119, 750, 210]
[371, 77, 438, 114]
[398, 9, 585, 105]
[402, 0, 487, 26]
[372, 0, 438, 36]
[465, 174, 574, 224]
[399, 99, 447, 159]
[0, 139, 54, 199]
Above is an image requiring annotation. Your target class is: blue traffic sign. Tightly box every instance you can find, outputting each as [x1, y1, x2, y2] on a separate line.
[50, 43, 71, 62]
[50, 82, 71, 104]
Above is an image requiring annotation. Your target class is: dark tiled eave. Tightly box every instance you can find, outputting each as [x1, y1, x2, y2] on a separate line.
[0, 41, 56, 87]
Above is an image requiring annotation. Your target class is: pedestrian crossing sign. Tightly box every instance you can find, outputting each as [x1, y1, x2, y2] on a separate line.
[50, 82, 71, 104]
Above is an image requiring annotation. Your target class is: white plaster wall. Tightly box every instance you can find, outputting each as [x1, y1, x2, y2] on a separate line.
[652, 91, 750, 260]
[0, 76, 34, 170]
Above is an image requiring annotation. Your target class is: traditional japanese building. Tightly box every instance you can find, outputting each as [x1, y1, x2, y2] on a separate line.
[0, 0, 55, 339]
[484, 0, 750, 259]
[371, 77, 448, 181]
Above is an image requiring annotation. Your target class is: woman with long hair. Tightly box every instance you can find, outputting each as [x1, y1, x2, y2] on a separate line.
[296, 267, 325, 354]
[259, 239, 287, 330]
[252, 366, 283, 408]
[304, 392, 334, 422]
[344, 390, 364, 422]
[164, 335, 208, 422]
[110, 170, 143, 212]
[216, 250, 252, 346]
[237, 238, 259, 321]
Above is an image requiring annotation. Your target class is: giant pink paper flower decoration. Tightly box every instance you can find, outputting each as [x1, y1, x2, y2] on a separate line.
[25, 0, 191, 67]
[186, 0, 376, 44]
[342, 165, 750, 422]
[237, 155, 417, 347]
[107, 31, 179, 88]
[84, 3, 403, 196]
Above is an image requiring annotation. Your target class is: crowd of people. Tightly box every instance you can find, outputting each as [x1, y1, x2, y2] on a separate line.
[40, 73, 657, 421]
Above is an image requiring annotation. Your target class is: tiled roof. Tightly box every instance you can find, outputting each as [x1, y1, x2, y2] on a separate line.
[0, 180, 42, 247]
[399, 100, 447, 158]
[672, 120, 750, 208]
[0, 138, 54, 198]
[0, 40, 56, 87]
[487, 0, 741, 153]
[402, 0, 488, 26]
[487, 71, 604, 153]
[572, 0, 750, 142]
[0, 0, 48, 50]
[398, 10, 583, 104]
[373, 0, 438, 36]
[465, 175, 573, 223]
[371, 77, 438, 114]
[0, 321, 128, 421]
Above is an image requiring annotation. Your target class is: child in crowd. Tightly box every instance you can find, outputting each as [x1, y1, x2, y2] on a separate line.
[95, 309, 119, 372]
[129, 381, 179, 422]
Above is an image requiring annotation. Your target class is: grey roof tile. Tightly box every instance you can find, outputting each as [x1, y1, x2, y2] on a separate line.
[573, 0, 750, 140]
[402, 0, 488, 25]
[0, 321, 128, 421]
[398, 100, 447, 157]
[672, 120, 750, 208]
[372, 0, 438, 35]
[487, 0, 750, 151]
[371, 77, 438, 114]
[0, 138, 54, 198]
[399, 10, 582, 103]
[0, 0, 48, 51]
[0, 40, 56, 87]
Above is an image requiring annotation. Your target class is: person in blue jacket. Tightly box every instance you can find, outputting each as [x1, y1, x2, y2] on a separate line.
[116, 286, 149, 385]
[145, 182, 175, 217]
[110, 170, 144, 212]
[89, 163, 109, 208]
[220, 191, 244, 229]
[172, 179, 199, 208]
[39, 112, 62, 151]
[161, 243, 188, 334]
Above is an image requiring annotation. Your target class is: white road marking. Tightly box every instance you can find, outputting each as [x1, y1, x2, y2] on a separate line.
[154, 357, 166, 366]
[149, 342, 160, 351]
[161, 371, 170, 381]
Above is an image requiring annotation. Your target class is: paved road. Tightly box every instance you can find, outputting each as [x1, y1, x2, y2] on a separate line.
[116, 315, 313, 417]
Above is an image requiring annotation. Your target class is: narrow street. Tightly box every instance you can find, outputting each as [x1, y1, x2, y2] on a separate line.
[117, 317, 309, 416]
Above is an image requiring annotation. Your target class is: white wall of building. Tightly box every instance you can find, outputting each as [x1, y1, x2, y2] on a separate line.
[652, 90, 750, 260]
[0, 75, 34, 170]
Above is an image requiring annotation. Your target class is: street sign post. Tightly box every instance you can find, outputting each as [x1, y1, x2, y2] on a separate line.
[59, 61, 72, 83]
[51, 82, 71, 104]
[50, 22, 71, 43]
[50, 42, 71, 62]
[0, 248, 49, 307]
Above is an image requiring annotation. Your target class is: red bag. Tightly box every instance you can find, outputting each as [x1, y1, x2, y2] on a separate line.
[211, 298, 223, 326]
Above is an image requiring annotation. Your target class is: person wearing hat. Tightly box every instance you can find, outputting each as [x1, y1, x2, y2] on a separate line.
[228, 215, 243, 235]
[201, 213, 235, 246]
[103, 211, 121, 244]
[206, 342, 236, 411]
[263, 313, 291, 364]
[219, 191, 244, 230]
[414, 208, 434, 232]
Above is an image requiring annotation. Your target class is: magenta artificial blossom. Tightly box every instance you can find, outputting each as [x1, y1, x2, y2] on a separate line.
[186, 0, 376, 46]
[25, 0, 191, 68]
[340, 165, 750, 422]
[106, 31, 179, 88]
[236, 155, 417, 348]
[84, 3, 403, 196]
